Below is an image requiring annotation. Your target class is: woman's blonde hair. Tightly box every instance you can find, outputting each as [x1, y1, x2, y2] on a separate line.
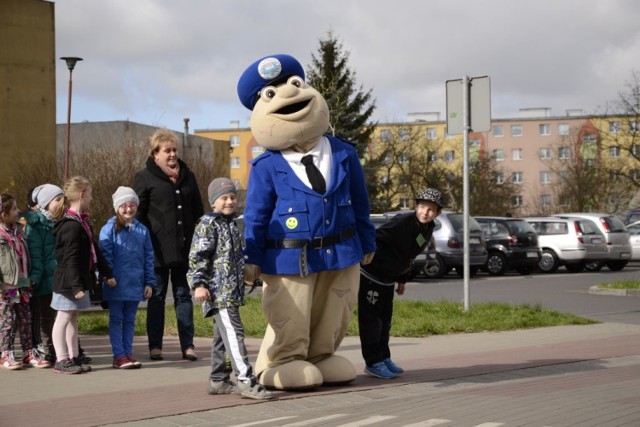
[53, 175, 91, 219]
[149, 128, 179, 157]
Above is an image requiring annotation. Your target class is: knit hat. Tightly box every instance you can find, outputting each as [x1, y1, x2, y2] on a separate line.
[32, 184, 64, 210]
[112, 186, 139, 212]
[415, 187, 444, 208]
[208, 178, 237, 205]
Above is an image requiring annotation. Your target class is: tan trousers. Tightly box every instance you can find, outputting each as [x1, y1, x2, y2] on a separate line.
[255, 263, 360, 375]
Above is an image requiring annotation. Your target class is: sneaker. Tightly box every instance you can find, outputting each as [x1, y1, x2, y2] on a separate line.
[364, 361, 396, 379]
[35, 343, 47, 358]
[1, 351, 22, 370]
[383, 358, 404, 375]
[44, 353, 56, 364]
[23, 349, 51, 368]
[77, 352, 92, 364]
[112, 355, 135, 369]
[207, 379, 235, 395]
[233, 379, 273, 400]
[73, 357, 92, 372]
[127, 355, 142, 369]
[53, 358, 82, 375]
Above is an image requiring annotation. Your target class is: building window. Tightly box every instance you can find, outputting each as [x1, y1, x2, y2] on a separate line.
[539, 124, 551, 136]
[539, 147, 551, 159]
[251, 146, 265, 158]
[558, 146, 571, 160]
[427, 151, 438, 162]
[585, 159, 596, 168]
[444, 150, 455, 162]
[631, 144, 640, 157]
[496, 172, 505, 184]
[231, 157, 240, 168]
[398, 153, 410, 164]
[380, 129, 391, 141]
[511, 171, 523, 184]
[540, 171, 552, 184]
[511, 148, 523, 161]
[493, 149, 504, 161]
[513, 195, 523, 207]
[426, 128, 437, 140]
[540, 194, 552, 207]
[609, 121, 621, 133]
[399, 198, 410, 209]
[631, 169, 640, 180]
[493, 125, 504, 137]
[382, 154, 392, 165]
[399, 128, 410, 140]
[630, 121, 640, 133]
[230, 135, 240, 147]
[558, 123, 570, 136]
[609, 170, 621, 181]
[609, 147, 621, 158]
[558, 171, 569, 182]
[511, 125, 523, 137]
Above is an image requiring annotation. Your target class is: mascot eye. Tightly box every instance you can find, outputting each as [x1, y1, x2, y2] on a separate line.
[287, 76, 305, 88]
[259, 86, 277, 101]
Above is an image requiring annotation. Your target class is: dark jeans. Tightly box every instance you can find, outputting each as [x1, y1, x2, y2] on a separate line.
[146, 266, 194, 352]
[358, 275, 395, 367]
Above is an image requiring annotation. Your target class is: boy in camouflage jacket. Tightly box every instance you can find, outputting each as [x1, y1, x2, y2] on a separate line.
[187, 178, 271, 400]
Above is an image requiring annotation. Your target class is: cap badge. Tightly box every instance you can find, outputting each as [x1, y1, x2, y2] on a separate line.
[258, 57, 282, 81]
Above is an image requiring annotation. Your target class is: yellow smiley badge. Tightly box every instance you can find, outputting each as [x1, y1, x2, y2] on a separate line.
[285, 217, 298, 230]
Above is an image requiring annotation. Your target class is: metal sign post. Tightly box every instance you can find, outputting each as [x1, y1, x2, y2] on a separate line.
[446, 76, 491, 312]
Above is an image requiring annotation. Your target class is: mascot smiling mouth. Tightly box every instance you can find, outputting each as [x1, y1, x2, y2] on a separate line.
[274, 99, 312, 115]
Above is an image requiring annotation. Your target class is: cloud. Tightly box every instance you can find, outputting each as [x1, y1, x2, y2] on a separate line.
[53, 0, 640, 130]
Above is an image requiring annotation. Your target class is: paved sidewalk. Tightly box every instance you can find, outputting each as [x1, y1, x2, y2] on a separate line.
[1, 322, 640, 426]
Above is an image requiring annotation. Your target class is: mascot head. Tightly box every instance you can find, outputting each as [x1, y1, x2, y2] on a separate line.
[237, 54, 330, 152]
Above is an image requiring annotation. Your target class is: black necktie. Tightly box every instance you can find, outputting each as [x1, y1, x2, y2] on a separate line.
[300, 155, 326, 194]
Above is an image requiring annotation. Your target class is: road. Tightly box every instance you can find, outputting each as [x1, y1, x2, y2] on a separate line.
[403, 262, 640, 325]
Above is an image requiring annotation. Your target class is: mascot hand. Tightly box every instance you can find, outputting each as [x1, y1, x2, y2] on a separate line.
[244, 263, 261, 284]
[361, 252, 375, 265]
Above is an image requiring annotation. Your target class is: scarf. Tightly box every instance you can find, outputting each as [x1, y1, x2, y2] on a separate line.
[154, 158, 181, 184]
[67, 209, 97, 269]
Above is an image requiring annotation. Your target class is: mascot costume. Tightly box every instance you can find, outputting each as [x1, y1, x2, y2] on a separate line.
[238, 54, 376, 391]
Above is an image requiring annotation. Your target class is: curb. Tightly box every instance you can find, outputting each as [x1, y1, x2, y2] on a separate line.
[589, 285, 640, 297]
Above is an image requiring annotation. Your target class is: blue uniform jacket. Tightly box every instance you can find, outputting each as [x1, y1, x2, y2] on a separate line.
[243, 135, 376, 275]
[99, 217, 156, 302]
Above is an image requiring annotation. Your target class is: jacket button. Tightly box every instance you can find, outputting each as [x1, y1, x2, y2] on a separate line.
[326, 249, 332, 254]
[325, 220, 330, 225]
[177, 205, 182, 209]
[177, 221, 183, 225]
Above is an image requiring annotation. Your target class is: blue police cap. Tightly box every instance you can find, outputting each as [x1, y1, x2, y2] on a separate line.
[237, 54, 305, 110]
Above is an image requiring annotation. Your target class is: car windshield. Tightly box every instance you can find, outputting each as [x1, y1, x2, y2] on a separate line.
[506, 219, 536, 234]
[604, 216, 627, 232]
[448, 213, 482, 232]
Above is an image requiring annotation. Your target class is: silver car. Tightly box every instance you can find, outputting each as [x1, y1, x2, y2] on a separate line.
[525, 216, 608, 273]
[625, 220, 640, 261]
[552, 213, 632, 271]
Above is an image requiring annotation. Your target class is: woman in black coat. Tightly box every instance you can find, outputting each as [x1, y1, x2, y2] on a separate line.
[133, 128, 204, 361]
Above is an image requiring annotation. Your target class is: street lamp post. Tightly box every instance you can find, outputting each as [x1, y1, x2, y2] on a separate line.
[60, 57, 83, 181]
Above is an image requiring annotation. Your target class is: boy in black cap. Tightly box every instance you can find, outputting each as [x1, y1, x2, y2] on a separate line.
[358, 187, 443, 379]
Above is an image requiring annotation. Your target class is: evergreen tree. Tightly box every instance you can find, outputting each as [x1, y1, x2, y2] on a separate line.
[306, 31, 378, 196]
[306, 31, 376, 154]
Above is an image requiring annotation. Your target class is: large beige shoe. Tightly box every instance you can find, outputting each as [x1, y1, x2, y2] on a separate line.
[259, 360, 323, 391]
[315, 355, 356, 386]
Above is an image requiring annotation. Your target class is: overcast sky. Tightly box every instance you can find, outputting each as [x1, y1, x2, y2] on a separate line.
[53, 0, 640, 132]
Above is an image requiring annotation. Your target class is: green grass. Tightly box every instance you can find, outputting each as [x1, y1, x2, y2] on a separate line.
[78, 297, 597, 338]
[597, 280, 640, 290]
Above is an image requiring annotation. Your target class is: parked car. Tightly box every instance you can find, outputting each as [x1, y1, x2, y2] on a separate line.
[624, 220, 640, 260]
[623, 209, 640, 225]
[552, 213, 632, 271]
[421, 211, 487, 278]
[524, 216, 608, 273]
[474, 216, 542, 276]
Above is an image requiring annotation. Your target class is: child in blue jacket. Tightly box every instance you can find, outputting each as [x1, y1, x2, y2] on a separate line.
[99, 187, 155, 369]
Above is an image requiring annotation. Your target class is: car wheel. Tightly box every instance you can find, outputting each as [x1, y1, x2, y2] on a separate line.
[423, 254, 448, 278]
[564, 263, 585, 273]
[538, 249, 559, 273]
[584, 261, 604, 272]
[486, 252, 507, 276]
[454, 266, 479, 277]
[606, 260, 629, 271]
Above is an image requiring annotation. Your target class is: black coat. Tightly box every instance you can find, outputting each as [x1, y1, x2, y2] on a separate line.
[52, 213, 113, 298]
[362, 212, 435, 283]
[133, 157, 204, 268]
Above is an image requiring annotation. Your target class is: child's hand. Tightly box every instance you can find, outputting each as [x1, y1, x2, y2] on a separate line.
[395, 282, 405, 296]
[75, 290, 86, 300]
[244, 264, 261, 283]
[194, 287, 210, 302]
[143, 286, 153, 299]
[106, 278, 117, 287]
